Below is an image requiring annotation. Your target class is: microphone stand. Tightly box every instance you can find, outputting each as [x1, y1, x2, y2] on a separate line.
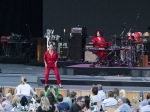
[26, 24, 32, 41]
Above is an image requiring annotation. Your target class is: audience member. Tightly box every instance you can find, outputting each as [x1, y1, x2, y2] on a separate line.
[8, 88, 15, 97]
[57, 94, 70, 111]
[82, 96, 90, 112]
[63, 91, 77, 107]
[102, 91, 117, 107]
[16, 77, 36, 104]
[115, 97, 131, 112]
[119, 89, 131, 106]
[2, 93, 13, 111]
[97, 84, 106, 101]
[0, 94, 4, 111]
[37, 96, 53, 112]
[36, 91, 45, 103]
[45, 85, 59, 101]
[90, 86, 100, 102]
[113, 88, 119, 100]
[48, 92, 58, 112]
[70, 96, 85, 112]
[12, 96, 21, 107]
[140, 93, 150, 108]
[140, 99, 150, 112]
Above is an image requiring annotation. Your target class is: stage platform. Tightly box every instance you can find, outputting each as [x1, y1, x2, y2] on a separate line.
[65, 64, 150, 77]
[0, 64, 150, 90]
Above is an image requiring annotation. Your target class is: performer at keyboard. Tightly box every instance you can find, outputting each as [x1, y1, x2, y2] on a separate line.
[92, 30, 107, 61]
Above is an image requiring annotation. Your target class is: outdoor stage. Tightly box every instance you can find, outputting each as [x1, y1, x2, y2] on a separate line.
[0, 63, 150, 90]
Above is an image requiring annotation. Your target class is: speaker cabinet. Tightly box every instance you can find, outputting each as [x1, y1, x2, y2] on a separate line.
[137, 55, 148, 67]
[70, 34, 83, 61]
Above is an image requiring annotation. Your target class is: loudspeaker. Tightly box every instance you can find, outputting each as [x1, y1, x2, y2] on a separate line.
[70, 34, 83, 61]
[137, 55, 148, 67]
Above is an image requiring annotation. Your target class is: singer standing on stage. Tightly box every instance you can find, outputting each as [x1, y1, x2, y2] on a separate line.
[43, 43, 62, 88]
[92, 30, 107, 59]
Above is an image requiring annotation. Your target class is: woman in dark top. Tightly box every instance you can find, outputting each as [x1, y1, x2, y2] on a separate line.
[37, 96, 53, 112]
[82, 96, 90, 112]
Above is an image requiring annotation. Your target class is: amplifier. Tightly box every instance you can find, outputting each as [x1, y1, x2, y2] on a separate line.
[84, 45, 97, 62]
[71, 27, 82, 34]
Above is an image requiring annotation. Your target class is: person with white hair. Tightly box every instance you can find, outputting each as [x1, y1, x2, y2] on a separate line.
[115, 97, 131, 112]
[16, 77, 36, 104]
[2, 93, 13, 111]
[97, 84, 106, 101]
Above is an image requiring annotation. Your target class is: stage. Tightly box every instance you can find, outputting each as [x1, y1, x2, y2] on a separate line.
[0, 63, 150, 91]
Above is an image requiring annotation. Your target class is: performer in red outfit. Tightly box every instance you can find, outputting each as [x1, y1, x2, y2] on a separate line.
[43, 43, 62, 88]
[92, 30, 107, 59]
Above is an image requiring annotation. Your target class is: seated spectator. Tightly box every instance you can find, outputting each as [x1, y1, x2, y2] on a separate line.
[36, 91, 45, 103]
[140, 99, 150, 112]
[63, 91, 77, 107]
[90, 86, 100, 103]
[102, 91, 117, 107]
[82, 96, 90, 112]
[2, 93, 13, 111]
[97, 84, 106, 101]
[37, 96, 53, 112]
[0, 94, 4, 111]
[8, 88, 15, 97]
[113, 88, 119, 100]
[12, 96, 21, 107]
[115, 97, 131, 112]
[48, 92, 58, 112]
[57, 94, 70, 111]
[140, 93, 150, 108]
[0, 87, 4, 97]
[70, 96, 85, 112]
[45, 85, 59, 102]
[16, 77, 36, 104]
[119, 89, 131, 106]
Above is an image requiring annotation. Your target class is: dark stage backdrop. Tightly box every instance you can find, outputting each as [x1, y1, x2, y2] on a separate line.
[0, 0, 43, 55]
[43, 0, 150, 42]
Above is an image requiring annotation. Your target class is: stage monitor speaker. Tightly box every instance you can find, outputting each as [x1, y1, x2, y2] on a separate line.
[70, 34, 83, 61]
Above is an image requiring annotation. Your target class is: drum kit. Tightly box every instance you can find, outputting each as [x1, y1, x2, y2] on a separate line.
[110, 30, 150, 67]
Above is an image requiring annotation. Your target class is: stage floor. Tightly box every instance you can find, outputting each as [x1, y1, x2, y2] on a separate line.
[0, 64, 150, 91]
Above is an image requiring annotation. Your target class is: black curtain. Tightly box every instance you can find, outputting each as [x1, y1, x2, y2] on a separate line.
[0, 0, 42, 39]
[0, 0, 43, 55]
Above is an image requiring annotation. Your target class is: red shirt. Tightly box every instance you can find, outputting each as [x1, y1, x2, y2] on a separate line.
[92, 37, 105, 47]
[43, 50, 58, 67]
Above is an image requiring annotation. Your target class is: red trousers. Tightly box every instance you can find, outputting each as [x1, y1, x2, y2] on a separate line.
[44, 66, 61, 84]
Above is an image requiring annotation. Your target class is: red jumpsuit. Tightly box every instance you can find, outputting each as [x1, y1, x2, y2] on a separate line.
[43, 50, 61, 84]
[92, 37, 107, 58]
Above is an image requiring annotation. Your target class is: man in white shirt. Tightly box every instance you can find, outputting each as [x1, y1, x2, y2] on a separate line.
[102, 91, 117, 107]
[90, 86, 101, 103]
[2, 93, 13, 111]
[140, 99, 150, 112]
[97, 84, 106, 101]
